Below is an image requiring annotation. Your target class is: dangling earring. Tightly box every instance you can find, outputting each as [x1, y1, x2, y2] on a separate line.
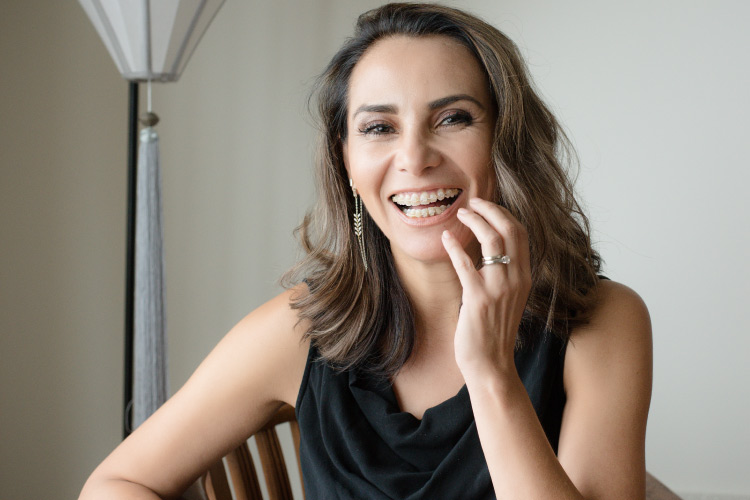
[350, 179, 368, 271]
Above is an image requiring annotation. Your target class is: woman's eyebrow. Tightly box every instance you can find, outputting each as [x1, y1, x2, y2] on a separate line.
[353, 104, 397, 118]
[352, 94, 484, 119]
[428, 94, 484, 110]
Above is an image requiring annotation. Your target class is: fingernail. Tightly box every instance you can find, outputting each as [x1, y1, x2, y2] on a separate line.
[469, 197, 482, 205]
[442, 230, 450, 239]
[457, 208, 469, 216]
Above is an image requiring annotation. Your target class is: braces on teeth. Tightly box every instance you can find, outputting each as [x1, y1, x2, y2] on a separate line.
[403, 205, 450, 218]
[392, 188, 460, 218]
[391, 188, 459, 206]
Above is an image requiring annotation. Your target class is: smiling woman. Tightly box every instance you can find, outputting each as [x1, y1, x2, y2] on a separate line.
[80, 3, 651, 500]
[286, 4, 604, 378]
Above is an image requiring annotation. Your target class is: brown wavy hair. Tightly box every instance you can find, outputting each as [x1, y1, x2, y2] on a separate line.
[282, 3, 601, 377]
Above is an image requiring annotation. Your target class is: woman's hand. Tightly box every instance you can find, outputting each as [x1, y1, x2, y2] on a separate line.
[442, 198, 651, 500]
[441, 197, 532, 381]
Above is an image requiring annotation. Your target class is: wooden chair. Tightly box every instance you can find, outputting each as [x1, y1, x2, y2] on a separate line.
[202, 405, 681, 500]
[202, 404, 304, 500]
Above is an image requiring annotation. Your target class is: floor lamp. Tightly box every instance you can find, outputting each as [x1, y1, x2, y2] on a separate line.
[78, 0, 225, 438]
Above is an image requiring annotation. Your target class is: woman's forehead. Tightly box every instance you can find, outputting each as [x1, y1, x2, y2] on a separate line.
[347, 35, 491, 112]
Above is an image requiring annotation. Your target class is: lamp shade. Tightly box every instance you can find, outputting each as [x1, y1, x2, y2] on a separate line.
[78, 0, 225, 82]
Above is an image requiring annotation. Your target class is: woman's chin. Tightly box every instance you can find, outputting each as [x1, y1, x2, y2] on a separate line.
[386, 224, 475, 263]
[389, 241, 454, 267]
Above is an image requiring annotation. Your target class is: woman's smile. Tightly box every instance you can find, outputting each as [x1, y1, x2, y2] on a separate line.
[392, 187, 461, 216]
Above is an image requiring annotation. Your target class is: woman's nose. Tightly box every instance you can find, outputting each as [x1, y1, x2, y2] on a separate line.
[394, 128, 441, 175]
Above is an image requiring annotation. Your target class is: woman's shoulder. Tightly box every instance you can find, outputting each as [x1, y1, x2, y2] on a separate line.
[564, 278, 652, 393]
[235, 283, 310, 339]
[570, 279, 650, 341]
[227, 283, 311, 404]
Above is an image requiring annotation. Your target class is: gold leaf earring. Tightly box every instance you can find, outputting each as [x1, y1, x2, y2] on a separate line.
[350, 179, 367, 271]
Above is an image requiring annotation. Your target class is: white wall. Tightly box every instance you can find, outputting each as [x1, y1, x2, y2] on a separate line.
[1, 1, 747, 498]
[461, 1, 750, 496]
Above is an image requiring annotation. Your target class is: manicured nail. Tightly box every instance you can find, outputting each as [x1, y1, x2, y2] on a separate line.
[442, 230, 451, 239]
[469, 197, 482, 205]
[457, 208, 469, 216]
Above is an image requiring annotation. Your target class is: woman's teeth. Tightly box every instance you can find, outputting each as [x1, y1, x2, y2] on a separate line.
[391, 188, 460, 218]
[403, 205, 450, 218]
[392, 188, 459, 206]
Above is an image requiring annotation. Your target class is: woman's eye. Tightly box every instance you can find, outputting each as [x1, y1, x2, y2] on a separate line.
[439, 111, 473, 127]
[359, 122, 394, 135]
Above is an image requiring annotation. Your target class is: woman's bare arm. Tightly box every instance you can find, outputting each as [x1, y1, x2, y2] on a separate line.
[557, 280, 653, 498]
[443, 198, 652, 499]
[461, 280, 651, 499]
[79, 286, 310, 499]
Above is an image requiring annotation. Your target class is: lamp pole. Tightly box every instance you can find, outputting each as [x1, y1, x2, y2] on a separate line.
[124, 81, 138, 439]
[77, 0, 226, 439]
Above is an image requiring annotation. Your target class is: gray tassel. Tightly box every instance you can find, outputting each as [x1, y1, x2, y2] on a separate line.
[133, 123, 168, 429]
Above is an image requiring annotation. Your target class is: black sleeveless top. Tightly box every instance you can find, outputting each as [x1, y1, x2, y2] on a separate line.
[295, 329, 568, 499]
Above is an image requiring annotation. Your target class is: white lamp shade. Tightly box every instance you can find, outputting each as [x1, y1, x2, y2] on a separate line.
[78, 0, 225, 82]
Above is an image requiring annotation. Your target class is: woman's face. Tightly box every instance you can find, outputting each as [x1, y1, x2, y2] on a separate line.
[343, 35, 496, 265]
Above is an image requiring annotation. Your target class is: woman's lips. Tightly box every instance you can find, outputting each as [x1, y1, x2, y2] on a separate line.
[390, 189, 463, 224]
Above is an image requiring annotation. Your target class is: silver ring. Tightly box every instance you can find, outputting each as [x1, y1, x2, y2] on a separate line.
[481, 254, 511, 265]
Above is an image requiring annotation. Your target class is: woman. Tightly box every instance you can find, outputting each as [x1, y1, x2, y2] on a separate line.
[81, 4, 652, 499]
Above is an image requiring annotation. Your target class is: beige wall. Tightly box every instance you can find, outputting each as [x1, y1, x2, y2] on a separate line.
[1, 1, 126, 498]
[1, 1, 748, 498]
[0, 1, 379, 498]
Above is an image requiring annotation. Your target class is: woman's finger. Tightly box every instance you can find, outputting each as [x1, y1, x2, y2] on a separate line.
[468, 198, 530, 271]
[456, 207, 507, 266]
[441, 230, 483, 292]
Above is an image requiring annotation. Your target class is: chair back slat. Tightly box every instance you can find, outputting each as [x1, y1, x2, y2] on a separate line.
[225, 443, 263, 500]
[203, 459, 233, 500]
[203, 404, 302, 500]
[256, 428, 294, 500]
[289, 420, 305, 498]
